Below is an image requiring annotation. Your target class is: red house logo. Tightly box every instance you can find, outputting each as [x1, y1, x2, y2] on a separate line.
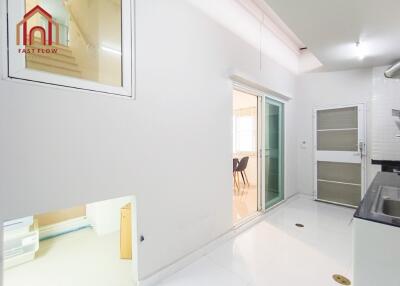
[16, 5, 60, 46]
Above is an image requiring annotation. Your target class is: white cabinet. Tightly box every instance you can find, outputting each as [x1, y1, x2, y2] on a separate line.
[353, 218, 400, 286]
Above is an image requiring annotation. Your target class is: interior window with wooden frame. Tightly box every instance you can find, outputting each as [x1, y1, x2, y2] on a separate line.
[3, 0, 134, 97]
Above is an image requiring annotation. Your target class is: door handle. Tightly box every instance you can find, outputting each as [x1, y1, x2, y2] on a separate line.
[358, 142, 365, 159]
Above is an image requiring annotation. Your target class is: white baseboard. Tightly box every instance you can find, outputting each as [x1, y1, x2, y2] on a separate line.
[39, 216, 90, 241]
[137, 195, 301, 286]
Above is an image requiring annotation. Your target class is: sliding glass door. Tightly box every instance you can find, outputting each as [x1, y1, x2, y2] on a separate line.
[232, 85, 285, 223]
[264, 98, 284, 209]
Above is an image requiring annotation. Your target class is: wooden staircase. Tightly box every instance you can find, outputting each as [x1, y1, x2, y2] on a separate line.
[26, 42, 82, 78]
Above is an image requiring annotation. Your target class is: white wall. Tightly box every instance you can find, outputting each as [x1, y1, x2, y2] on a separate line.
[0, 0, 298, 282]
[86, 196, 132, 236]
[135, 0, 298, 279]
[285, 93, 298, 199]
[188, 0, 300, 73]
[296, 68, 381, 196]
[371, 66, 400, 161]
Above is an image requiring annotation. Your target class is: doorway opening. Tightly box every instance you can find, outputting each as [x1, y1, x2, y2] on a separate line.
[2, 196, 138, 286]
[232, 86, 285, 224]
[232, 90, 259, 223]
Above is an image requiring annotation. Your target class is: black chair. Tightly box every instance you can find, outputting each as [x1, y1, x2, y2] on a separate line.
[236, 157, 250, 187]
[233, 158, 239, 191]
[233, 158, 239, 171]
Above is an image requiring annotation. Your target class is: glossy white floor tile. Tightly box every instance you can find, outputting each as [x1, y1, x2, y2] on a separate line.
[233, 185, 258, 223]
[157, 257, 248, 286]
[158, 196, 355, 286]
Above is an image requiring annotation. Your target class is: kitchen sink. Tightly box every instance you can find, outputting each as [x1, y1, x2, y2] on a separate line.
[373, 186, 400, 218]
[382, 199, 400, 217]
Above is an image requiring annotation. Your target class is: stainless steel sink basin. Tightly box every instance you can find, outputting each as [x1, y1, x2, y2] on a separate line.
[372, 186, 400, 218]
[382, 199, 400, 217]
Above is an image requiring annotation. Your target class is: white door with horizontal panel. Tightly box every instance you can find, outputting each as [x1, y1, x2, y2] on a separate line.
[314, 105, 366, 207]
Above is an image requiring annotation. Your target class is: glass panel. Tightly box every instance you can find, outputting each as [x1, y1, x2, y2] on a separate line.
[265, 99, 284, 209]
[317, 130, 358, 151]
[23, 0, 122, 86]
[318, 162, 361, 185]
[317, 181, 361, 206]
[317, 107, 358, 130]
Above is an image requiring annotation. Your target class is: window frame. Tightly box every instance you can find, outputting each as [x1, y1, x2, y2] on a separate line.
[1, 0, 134, 97]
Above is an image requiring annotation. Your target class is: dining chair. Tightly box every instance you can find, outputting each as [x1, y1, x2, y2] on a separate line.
[233, 158, 239, 192]
[236, 157, 250, 187]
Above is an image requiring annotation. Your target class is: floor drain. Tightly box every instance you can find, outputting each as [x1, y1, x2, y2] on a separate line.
[295, 223, 304, 228]
[333, 274, 351, 285]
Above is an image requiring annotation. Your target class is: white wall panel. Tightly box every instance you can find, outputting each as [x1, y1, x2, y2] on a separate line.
[371, 66, 400, 161]
[296, 69, 376, 196]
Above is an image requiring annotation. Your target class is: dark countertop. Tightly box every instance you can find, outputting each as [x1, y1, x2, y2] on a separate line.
[354, 172, 400, 228]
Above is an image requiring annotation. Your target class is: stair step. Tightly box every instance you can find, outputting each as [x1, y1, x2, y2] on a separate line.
[26, 52, 77, 66]
[48, 43, 73, 52]
[31, 38, 73, 51]
[27, 56, 80, 72]
[27, 61, 81, 78]
[26, 38, 82, 79]
[26, 44, 73, 57]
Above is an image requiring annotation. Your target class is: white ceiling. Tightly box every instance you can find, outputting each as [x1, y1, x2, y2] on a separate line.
[264, 0, 400, 71]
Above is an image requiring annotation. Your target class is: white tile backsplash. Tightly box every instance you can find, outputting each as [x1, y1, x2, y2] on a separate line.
[371, 67, 400, 161]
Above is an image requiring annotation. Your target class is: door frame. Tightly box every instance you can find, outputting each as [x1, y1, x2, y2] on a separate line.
[313, 103, 367, 208]
[233, 82, 286, 213]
